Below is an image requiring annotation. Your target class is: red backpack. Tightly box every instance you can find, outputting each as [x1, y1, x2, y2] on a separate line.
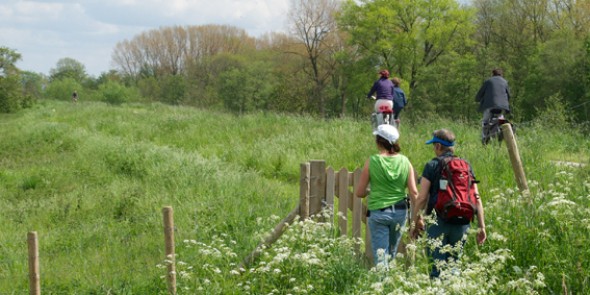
[434, 156, 479, 225]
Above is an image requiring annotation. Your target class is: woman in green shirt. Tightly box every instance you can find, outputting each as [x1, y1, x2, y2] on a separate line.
[355, 124, 418, 266]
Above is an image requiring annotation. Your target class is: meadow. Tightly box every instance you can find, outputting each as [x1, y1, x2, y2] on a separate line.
[0, 100, 588, 294]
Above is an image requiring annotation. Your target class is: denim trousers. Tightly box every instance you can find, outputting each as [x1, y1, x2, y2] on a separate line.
[426, 216, 470, 278]
[368, 206, 407, 265]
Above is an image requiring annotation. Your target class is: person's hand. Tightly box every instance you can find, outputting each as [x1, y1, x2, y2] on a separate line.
[477, 227, 487, 245]
[410, 218, 425, 240]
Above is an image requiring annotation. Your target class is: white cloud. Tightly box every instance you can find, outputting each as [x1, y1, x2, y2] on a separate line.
[0, 0, 289, 76]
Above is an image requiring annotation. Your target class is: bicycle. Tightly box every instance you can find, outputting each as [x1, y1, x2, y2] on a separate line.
[369, 96, 399, 130]
[482, 109, 514, 145]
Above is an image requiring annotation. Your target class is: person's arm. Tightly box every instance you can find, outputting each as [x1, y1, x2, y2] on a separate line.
[406, 164, 418, 212]
[367, 82, 377, 98]
[475, 82, 486, 102]
[411, 177, 431, 239]
[474, 183, 486, 245]
[355, 159, 370, 198]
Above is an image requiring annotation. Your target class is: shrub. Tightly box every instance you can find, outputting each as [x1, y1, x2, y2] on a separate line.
[98, 80, 140, 105]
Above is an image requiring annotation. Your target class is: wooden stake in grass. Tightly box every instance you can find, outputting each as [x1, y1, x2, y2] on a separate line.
[27, 231, 40, 295]
[299, 162, 310, 219]
[501, 123, 529, 193]
[162, 206, 176, 295]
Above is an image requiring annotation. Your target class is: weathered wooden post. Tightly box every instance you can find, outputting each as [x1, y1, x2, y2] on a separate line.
[325, 166, 336, 224]
[501, 123, 529, 193]
[27, 231, 40, 295]
[299, 162, 311, 219]
[309, 160, 326, 216]
[352, 169, 363, 252]
[337, 168, 349, 236]
[162, 206, 176, 295]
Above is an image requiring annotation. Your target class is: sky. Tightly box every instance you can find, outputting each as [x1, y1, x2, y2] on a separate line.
[0, 0, 290, 77]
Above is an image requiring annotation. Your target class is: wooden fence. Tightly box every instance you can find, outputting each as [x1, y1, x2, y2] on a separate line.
[301, 160, 372, 261]
[243, 160, 374, 268]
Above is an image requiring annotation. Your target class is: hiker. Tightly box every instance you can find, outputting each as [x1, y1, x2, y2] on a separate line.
[355, 124, 418, 266]
[410, 129, 487, 278]
[391, 77, 407, 124]
[72, 90, 78, 103]
[475, 68, 510, 143]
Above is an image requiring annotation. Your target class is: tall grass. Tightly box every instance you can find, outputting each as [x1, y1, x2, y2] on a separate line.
[0, 100, 588, 293]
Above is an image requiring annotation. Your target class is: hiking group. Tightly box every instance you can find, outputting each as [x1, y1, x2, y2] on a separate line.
[356, 68, 510, 278]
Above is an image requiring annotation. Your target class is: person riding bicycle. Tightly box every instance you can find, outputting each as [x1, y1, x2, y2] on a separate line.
[368, 70, 396, 128]
[475, 68, 510, 143]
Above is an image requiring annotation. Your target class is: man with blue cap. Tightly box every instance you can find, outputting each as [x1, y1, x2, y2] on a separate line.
[411, 129, 487, 278]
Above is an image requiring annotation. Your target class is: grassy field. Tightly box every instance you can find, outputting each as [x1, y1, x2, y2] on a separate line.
[0, 100, 588, 294]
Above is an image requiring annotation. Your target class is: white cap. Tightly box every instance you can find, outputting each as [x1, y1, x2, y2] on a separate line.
[373, 124, 399, 144]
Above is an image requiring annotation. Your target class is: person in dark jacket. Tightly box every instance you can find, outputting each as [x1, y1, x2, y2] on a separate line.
[391, 77, 407, 123]
[475, 68, 510, 141]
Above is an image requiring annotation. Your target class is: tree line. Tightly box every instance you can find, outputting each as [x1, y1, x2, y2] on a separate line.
[2, 0, 589, 126]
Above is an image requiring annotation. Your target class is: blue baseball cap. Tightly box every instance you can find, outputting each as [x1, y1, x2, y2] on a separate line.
[425, 136, 454, 147]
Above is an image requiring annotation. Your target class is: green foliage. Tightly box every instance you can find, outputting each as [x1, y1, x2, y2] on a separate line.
[49, 57, 87, 82]
[98, 80, 140, 105]
[218, 61, 275, 114]
[159, 74, 186, 105]
[137, 76, 161, 102]
[43, 77, 83, 101]
[533, 93, 572, 128]
[0, 74, 22, 113]
[339, 0, 475, 94]
[0, 47, 36, 113]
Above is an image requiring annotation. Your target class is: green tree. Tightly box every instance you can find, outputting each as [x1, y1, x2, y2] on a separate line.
[159, 74, 186, 105]
[49, 57, 87, 82]
[339, 0, 475, 95]
[0, 47, 24, 113]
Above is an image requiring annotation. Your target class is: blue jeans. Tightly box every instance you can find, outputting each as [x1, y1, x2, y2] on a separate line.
[368, 206, 407, 265]
[426, 216, 470, 278]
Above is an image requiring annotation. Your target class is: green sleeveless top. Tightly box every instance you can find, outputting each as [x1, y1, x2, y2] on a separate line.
[367, 154, 410, 211]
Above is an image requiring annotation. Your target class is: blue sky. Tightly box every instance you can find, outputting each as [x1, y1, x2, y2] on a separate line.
[0, 0, 290, 77]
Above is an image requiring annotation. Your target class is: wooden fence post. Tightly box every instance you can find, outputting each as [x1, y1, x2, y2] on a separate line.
[352, 169, 363, 253]
[337, 168, 349, 236]
[299, 163, 311, 219]
[27, 232, 40, 295]
[501, 123, 529, 193]
[325, 167, 336, 224]
[242, 206, 301, 267]
[309, 160, 326, 216]
[162, 207, 176, 295]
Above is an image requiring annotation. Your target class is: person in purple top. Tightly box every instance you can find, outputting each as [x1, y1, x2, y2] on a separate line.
[367, 70, 395, 100]
[367, 70, 396, 117]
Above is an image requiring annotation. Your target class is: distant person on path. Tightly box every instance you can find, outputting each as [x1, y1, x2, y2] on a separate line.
[410, 129, 487, 278]
[72, 90, 78, 103]
[391, 77, 407, 124]
[367, 70, 396, 113]
[475, 68, 510, 141]
[355, 124, 418, 266]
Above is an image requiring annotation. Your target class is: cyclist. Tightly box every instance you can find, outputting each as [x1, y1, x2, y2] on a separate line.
[475, 68, 510, 143]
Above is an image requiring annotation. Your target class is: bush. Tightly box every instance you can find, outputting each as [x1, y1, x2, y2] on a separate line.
[98, 81, 140, 105]
[0, 75, 21, 113]
[44, 78, 83, 101]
